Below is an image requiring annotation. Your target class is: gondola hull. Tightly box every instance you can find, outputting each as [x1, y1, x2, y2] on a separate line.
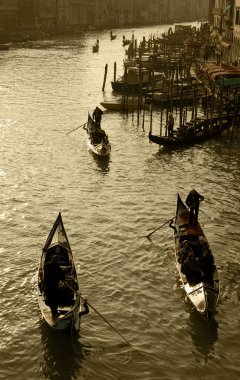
[85, 114, 111, 156]
[149, 118, 231, 147]
[172, 194, 219, 318]
[38, 213, 81, 333]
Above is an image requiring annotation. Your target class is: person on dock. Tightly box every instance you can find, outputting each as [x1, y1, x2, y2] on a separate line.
[203, 44, 210, 63]
[92, 106, 103, 127]
[167, 113, 174, 137]
[186, 189, 204, 225]
[44, 255, 65, 316]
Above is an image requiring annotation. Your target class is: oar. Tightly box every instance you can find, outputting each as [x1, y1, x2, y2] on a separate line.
[66, 122, 86, 135]
[85, 298, 130, 345]
[65, 283, 130, 345]
[145, 200, 205, 240]
[145, 209, 185, 240]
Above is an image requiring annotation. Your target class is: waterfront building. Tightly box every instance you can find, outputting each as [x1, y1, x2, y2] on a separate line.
[210, 0, 235, 63]
[168, 0, 209, 23]
[0, 0, 18, 33]
[231, 0, 240, 62]
[0, 0, 215, 40]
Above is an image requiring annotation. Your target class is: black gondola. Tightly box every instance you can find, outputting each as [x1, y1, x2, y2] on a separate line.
[171, 194, 219, 319]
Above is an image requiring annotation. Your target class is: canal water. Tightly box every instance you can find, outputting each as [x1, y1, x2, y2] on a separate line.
[0, 23, 240, 380]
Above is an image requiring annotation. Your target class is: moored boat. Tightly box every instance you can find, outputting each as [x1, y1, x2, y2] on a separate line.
[171, 194, 219, 319]
[38, 213, 86, 333]
[111, 67, 164, 93]
[149, 115, 232, 147]
[85, 113, 111, 156]
[0, 43, 11, 51]
[100, 98, 140, 111]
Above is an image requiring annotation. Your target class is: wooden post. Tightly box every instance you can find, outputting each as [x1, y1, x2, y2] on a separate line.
[149, 104, 153, 134]
[102, 64, 108, 92]
[114, 62, 117, 82]
[142, 101, 145, 129]
[160, 101, 163, 136]
[137, 61, 142, 124]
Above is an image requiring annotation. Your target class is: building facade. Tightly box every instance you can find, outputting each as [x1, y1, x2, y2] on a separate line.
[0, 0, 18, 32]
[168, 0, 209, 23]
[0, 0, 209, 40]
[231, 0, 240, 62]
[209, 0, 238, 63]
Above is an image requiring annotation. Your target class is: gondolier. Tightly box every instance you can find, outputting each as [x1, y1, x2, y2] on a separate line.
[167, 113, 174, 137]
[186, 189, 204, 225]
[84, 113, 111, 156]
[44, 254, 65, 316]
[92, 106, 103, 127]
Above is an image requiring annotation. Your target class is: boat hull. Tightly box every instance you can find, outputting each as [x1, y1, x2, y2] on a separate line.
[38, 213, 81, 333]
[149, 118, 231, 147]
[87, 138, 111, 156]
[85, 114, 111, 156]
[100, 99, 140, 111]
[173, 194, 219, 318]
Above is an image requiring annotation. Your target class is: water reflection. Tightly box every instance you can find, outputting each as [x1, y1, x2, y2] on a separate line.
[91, 152, 111, 174]
[188, 311, 218, 363]
[39, 322, 89, 380]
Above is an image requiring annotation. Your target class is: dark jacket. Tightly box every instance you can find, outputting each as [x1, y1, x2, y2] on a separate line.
[92, 107, 103, 122]
[186, 191, 204, 208]
[44, 261, 65, 289]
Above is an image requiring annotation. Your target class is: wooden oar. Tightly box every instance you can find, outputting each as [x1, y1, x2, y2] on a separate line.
[145, 200, 205, 240]
[85, 299, 130, 345]
[65, 283, 130, 345]
[145, 209, 185, 240]
[66, 122, 86, 135]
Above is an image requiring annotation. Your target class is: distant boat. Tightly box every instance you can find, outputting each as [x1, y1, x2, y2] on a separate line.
[122, 36, 131, 46]
[0, 43, 11, 51]
[110, 31, 117, 40]
[92, 39, 99, 53]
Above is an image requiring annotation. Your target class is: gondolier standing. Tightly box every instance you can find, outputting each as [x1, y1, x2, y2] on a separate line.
[186, 189, 204, 225]
[167, 113, 174, 137]
[92, 106, 103, 127]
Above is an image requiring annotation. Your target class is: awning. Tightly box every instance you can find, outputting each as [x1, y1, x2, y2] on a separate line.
[210, 31, 218, 38]
[221, 41, 231, 48]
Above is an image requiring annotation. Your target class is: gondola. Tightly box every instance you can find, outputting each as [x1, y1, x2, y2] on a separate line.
[110, 31, 117, 40]
[122, 39, 131, 46]
[38, 213, 82, 333]
[149, 116, 232, 147]
[92, 40, 99, 53]
[84, 113, 111, 156]
[171, 194, 219, 319]
[0, 43, 11, 51]
[111, 68, 164, 93]
[100, 98, 140, 111]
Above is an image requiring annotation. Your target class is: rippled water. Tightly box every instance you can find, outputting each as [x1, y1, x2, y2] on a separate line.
[0, 23, 240, 380]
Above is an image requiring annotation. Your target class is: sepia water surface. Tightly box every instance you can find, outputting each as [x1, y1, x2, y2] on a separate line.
[0, 23, 240, 380]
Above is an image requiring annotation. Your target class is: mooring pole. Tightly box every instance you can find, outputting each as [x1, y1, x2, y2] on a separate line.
[102, 64, 108, 92]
